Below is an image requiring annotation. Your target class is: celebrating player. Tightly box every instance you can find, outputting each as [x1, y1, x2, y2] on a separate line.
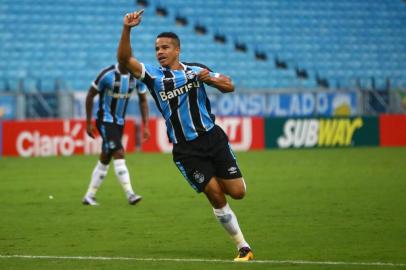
[83, 62, 150, 206]
[116, 10, 253, 261]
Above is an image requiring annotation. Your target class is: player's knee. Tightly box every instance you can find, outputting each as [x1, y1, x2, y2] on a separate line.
[211, 189, 226, 203]
[227, 178, 246, 200]
[229, 188, 245, 200]
[112, 148, 125, 159]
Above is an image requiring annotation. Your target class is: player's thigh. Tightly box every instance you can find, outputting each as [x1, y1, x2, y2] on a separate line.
[212, 140, 243, 181]
[96, 121, 124, 154]
[173, 156, 215, 193]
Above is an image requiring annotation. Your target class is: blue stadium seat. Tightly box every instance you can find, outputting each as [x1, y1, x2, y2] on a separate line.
[0, 0, 405, 92]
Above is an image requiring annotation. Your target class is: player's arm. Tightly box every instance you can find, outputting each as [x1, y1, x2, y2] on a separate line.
[85, 86, 98, 138]
[138, 92, 150, 142]
[117, 10, 145, 79]
[198, 69, 235, 93]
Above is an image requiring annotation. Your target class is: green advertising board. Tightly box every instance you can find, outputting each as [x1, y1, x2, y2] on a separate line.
[265, 117, 379, 149]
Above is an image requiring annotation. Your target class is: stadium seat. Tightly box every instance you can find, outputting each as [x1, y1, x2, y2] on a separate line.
[0, 0, 405, 92]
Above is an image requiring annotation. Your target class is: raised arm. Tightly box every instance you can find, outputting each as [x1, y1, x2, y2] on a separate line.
[197, 69, 235, 93]
[117, 10, 145, 79]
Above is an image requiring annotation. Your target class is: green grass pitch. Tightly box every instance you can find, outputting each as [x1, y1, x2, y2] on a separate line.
[1, 147, 406, 270]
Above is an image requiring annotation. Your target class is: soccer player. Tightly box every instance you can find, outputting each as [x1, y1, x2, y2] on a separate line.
[116, 10, 253, 261]
[82, 62, 150, 206]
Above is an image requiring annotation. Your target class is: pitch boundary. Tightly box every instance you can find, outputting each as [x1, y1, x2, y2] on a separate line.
[0, 254, 405, 267]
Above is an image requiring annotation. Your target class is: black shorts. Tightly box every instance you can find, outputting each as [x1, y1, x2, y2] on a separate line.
[96, 120, 124, 154]
[173, 125, 242, 193]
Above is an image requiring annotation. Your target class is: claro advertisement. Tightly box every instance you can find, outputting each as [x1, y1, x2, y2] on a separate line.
[1, 119, 136, 157]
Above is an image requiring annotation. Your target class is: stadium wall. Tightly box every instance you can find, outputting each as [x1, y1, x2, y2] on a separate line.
[0, 120, 2, 157]
[1, 115, 405, 157]
[379, 114, 406, 146]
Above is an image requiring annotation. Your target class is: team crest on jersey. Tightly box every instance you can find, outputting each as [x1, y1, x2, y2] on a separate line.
[185, 70, 196, 80]
[192, 170, 205, 184]
[108, 141, 116, 149]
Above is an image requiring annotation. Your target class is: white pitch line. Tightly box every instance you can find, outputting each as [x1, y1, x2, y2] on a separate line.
[0, 254, 405, 267]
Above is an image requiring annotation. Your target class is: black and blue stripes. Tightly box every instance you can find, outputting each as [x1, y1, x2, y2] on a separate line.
[93, 64, 146, 125]
[141, 62, 217, 144]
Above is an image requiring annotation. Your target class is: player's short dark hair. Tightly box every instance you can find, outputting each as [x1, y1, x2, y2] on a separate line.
[157, 32, 181, 48]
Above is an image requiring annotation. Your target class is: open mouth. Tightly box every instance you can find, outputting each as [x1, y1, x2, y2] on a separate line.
[158, 56, 167, 62]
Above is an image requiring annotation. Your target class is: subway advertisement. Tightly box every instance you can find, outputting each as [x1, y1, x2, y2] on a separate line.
[265, 117, 380, 149]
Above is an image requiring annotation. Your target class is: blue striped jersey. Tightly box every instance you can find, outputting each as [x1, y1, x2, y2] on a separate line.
[92, 64, 147, 125]
[140, 62, 220, 144]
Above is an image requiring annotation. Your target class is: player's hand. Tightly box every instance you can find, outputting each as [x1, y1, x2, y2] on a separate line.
[197, 69, 212, 84]
[124, 9, 144, 28]
[142, 126, 151, 143]
[86, 122, 96, 139]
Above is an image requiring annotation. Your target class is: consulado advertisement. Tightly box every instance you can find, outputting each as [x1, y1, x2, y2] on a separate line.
[72, 91, 359, 118]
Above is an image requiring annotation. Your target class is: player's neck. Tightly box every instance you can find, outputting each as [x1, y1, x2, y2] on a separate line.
[166, 61, 183, 70]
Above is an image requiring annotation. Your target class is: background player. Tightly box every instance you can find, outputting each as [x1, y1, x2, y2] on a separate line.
[83, 62, 150, 206]
[116, 10, 253, 261]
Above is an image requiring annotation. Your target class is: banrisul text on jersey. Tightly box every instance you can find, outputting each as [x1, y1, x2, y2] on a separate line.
[159, 81, 201, 101]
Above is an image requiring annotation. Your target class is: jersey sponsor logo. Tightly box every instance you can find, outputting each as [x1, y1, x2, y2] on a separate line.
[277, 118, 363, 148]
[107, 89, 132, 99]
[159, 81, 201, 101]
[129, 81, 137, 89]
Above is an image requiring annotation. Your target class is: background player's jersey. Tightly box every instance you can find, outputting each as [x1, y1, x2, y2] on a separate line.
[92, 64, 147, 125]
[140, 62, 220, 144]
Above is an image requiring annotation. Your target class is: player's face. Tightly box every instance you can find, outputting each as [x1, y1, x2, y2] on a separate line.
[155, 37, 180, 68]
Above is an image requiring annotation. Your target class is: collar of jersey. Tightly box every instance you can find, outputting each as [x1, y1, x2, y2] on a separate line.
[115, 63, 130, 76]
[160, 62, 187, 72]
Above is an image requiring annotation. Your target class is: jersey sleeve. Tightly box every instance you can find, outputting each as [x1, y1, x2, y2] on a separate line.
[92, 76, 106, 92]
[139, 63, 161, 91]
[92, 66, 112, 91]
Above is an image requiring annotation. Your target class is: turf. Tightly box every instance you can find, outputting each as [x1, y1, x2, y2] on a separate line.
[1, 147, 406, 270]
